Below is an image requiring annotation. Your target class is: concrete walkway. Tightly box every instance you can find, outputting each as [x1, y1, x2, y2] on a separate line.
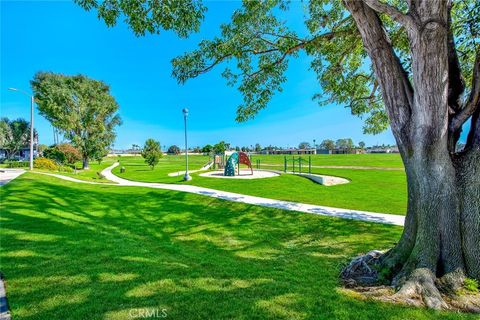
[32, 163, 404, 226]
[167, 161, 213, 177]
[0, 169, 25, 186]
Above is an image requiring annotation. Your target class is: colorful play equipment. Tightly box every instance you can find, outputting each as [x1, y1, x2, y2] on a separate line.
[224, 151, 253, 176]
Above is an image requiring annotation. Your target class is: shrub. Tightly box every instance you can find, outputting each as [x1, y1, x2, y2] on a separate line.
[5, 160, 29, 168]
[56, 143, 82, 164]
[464, 278, 479, 293]
[34, 157, 58, 170]
[58, 165, 74, 173]
[43, 146, 66, 164]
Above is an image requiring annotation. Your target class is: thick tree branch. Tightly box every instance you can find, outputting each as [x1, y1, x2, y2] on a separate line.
[465, 50, 480, 149]
[446, 3, 467, 152]
[364, 0, 413, 27]
[451, 50, 480, 133]
[186, 30, 346, 80]
[344, 0, 413, 151]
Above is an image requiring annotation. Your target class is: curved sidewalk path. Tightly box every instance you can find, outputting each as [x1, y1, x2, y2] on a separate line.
[33, 163, 405, 226]
[0, 169, 25, 186]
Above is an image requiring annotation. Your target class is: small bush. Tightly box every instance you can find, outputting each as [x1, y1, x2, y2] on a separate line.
[43, 146, 66, 164]
[464, 278, 479, 293]
[34, 157, 58, 170]
[58, 165, 74, 173]
[56, 143, 82, 164]
[120, 166, 126, 173]
[5, 160, 29, 168]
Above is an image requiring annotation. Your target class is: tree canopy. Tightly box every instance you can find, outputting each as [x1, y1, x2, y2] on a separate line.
[75, 0, 479, 139]
[320, 139, 335, 150]
[213, 141, 229, 154]
[31, 72, 122, 169]
[142, 138, 162, 169]
[0, 117, 37, 159]
[167, 145, 181, 154]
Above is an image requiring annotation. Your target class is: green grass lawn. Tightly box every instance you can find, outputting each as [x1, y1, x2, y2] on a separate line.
[189, 168, 407, 215]
[252, 153, 404, 169]
[113, 155, 210, 183]
[111, 156, 407, 215]
[0, 174, 472, 319]
[34, 157, 118, 183]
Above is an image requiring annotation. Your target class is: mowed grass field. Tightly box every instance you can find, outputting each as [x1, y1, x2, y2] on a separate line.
[113, 155, 407, 215]
[113, 154, 210, 183]
[34, 157, 119, 183]
[252, 153, 404, 169]
[0, 174, 472, 320]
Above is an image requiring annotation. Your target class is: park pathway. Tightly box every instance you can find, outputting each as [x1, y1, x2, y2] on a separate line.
[32, 163, 405, 226]
[0, 169, 25, 186]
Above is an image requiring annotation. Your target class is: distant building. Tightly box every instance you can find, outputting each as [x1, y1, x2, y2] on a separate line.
[0, 148, 40, 160]
[0, 134, 39, 160]
[367, 147, 399, 153]
[332, 148, 365, 154]
[316, 148, 332, 154]
[261, 148, 317, 155]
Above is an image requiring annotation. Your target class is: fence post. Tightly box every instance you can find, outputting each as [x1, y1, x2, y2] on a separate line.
[293, 156, 295, 173]
[299, 156, 302, 174]
[284, 156, 287, 172]
[309, 156, 311, 174]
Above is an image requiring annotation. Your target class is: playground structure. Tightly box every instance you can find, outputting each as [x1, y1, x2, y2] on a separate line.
[284, 156, 312, 174]
[212, 154, 225, 170]
[201, 151, 279, 179]
[224, 151, 253, 176]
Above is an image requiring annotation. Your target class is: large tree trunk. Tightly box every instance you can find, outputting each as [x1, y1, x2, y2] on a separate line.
[456, 150, 480, 281]
[342, 0, 480, 310]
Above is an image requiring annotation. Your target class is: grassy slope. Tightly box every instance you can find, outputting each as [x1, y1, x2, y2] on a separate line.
[113, 155, 210, 183]
[112, 156, 407, 215]
[0, 174, 471, 320]
[32, 157, 118, 184]
[189, 169, 407, 215]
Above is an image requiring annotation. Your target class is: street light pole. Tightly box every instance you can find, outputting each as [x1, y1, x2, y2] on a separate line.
[8, 88, 34, 170]
[182, 108, 192, 181]
[30, 95, 34, 169]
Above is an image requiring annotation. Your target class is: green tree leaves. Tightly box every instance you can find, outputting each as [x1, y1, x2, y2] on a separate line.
[31, 72, 121, 168]
[76, 0, 479, 135]
[0, 118, 36, 160]
[75, 0, 206, 37]
[141, 138, 162, 169]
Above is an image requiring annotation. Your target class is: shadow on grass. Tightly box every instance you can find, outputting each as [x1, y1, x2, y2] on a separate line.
[0, 174, 468, 319]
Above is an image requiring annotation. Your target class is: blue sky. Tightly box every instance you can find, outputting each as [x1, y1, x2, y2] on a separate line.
[1, 0, 398, 149]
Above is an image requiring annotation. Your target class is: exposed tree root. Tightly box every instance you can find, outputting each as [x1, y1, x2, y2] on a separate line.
[394, 268, 448, 310]
[341, 251, 480, 313]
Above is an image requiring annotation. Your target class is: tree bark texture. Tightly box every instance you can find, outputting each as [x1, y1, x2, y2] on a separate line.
[342, 0, 479, 309]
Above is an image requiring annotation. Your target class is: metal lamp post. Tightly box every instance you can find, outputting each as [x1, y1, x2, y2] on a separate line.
[182, 108, 192, 181]
[8, 88, 34, 170]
